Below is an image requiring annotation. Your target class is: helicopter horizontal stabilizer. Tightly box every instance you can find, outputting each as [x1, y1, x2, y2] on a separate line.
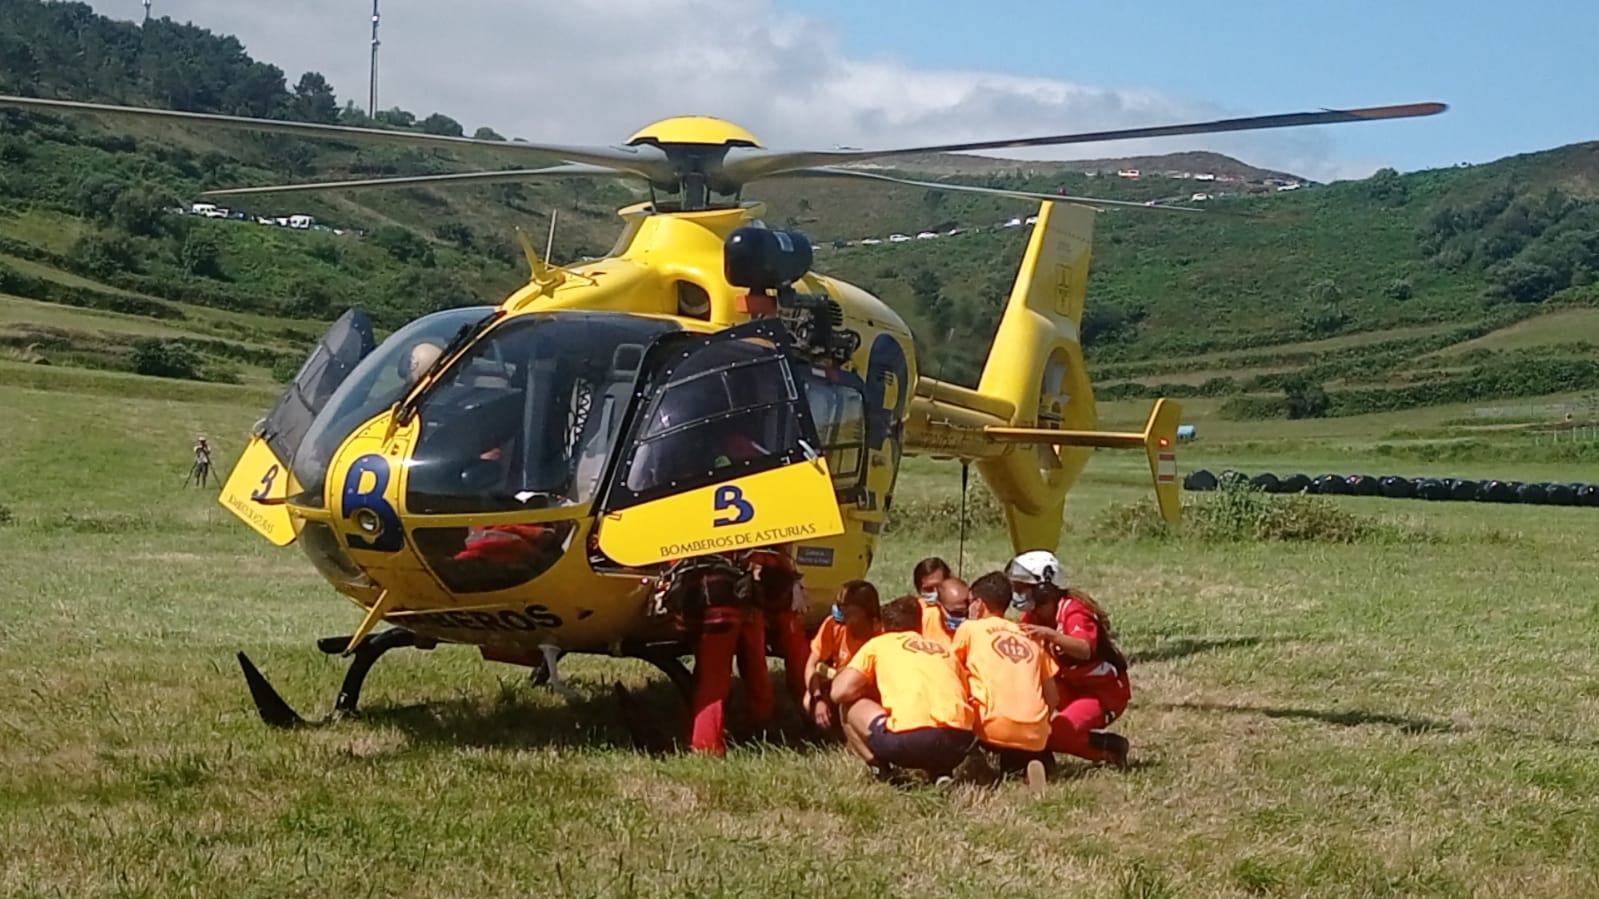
[982, 398, 1183, 524]
[216, 436, 300, 546]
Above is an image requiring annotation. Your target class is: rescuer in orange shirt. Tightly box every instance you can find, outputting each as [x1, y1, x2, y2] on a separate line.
[830, 595, 977, 783]
[956, 572, 1061, 789]
[913, 556, 952, 605]
[919, 576, 970, 646]
[801, 580, 882, 732]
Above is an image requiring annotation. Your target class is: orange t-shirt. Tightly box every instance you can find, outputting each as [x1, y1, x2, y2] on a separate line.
[810, 617, 875, 670]
[919, 604, 960, 647]
[951, 616, 1059, 751]
[845, 631, 975, 733]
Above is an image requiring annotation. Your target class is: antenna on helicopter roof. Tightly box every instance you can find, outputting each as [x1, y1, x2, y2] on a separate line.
[545, 209, 557, 263]
[367, 0, 381, 116]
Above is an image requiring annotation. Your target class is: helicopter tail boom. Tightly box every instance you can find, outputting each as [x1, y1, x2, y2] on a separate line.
[958, 199, 1100, 551]
[902, 198, 1182, 552]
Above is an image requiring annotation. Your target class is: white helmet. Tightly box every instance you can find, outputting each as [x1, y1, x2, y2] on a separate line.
[1006, 550, 1064, 587]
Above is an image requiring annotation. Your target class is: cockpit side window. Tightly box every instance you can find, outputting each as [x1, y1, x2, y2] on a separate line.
[402, 313, 676, 515]
[803, 372, 867, 496]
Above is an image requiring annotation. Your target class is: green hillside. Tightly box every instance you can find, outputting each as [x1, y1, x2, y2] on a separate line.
[2, 0, 1598, 424]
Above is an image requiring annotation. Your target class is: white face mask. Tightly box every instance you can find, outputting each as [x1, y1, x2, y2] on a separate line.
[920, 590, 938, 604]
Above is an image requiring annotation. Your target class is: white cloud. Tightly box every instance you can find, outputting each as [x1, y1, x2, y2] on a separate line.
[91, 0, 1371, 181]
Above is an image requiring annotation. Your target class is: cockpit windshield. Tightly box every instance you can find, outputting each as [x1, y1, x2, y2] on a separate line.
[291, 305, 496, 503]
[403, 312, 679, 514]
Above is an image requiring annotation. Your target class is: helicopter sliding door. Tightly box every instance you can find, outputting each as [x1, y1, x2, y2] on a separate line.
[217, 309, 376, 545]
[593, 319, 846, 568]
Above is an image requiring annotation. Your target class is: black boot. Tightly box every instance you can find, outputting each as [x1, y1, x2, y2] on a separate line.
[1088, 731, 1129, 769]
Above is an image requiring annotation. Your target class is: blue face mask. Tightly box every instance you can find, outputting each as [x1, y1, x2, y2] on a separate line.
[1012, 591, 1035, 612]
[943, 613, 965, 632]
[830, 603, 845, 624]
[920, 590, 939, 605]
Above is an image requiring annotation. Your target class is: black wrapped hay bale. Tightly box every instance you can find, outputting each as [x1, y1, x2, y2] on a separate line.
[1517, 482, 1549, 505]
[1545, 483, 1576, 506]
[1314, 474, 1349, 495]
[1250, 472, 1281, 493]
[1380, 476, 1415, 499]
[1218, 469, 1251, 489]
[1577, 485, 1599, 507]
[1450, 479, 1479, 501]
[1477, 480, 1515, 503]
[1347, 475, 1380, 496]
[1278, 474, 1312, 494]
[1414, 478, 1450, 501]
[1184, 469, 1218, 491]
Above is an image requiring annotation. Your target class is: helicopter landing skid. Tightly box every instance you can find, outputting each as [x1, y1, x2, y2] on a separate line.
[237, 628, 422, 728]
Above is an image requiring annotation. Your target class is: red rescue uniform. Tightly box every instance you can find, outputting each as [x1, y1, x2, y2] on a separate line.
[660, 559, 774, 758]
[740, 547, 810, 709]
[1024, 596, 1130, 762]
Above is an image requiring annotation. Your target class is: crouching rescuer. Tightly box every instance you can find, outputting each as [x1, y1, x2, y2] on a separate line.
[959, 573, 1060, 786]
[829, 596, 977, 783]
[1009, 551, 1132, 768]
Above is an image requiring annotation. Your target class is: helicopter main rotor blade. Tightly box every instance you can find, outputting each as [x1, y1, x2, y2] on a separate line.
[0, 94, 677, 183]
[777, 167, 1204, 212]
[724, 102, 1447, 183]
[199, 163, 638, 197]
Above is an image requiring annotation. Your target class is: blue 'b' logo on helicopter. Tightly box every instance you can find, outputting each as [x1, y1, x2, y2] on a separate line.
[713, 484, 755, 527]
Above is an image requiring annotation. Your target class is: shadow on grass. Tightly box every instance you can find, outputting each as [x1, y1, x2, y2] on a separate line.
[1164, 700, 1599, 749]
[1158, 700, 1453, 734]
[1125, 634, 1281, 666]
[357, 670, 835, 757]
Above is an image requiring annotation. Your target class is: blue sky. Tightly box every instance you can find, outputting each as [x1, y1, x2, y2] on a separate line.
[95, 0, 1593, 182]
[794, 0, 1594, 174]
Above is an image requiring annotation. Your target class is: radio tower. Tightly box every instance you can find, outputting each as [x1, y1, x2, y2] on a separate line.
[367, 0, 381, 116]
[142, 0, 151, 22]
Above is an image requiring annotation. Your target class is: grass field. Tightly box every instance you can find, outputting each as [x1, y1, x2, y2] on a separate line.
[3, 373, 1599, 899]
[0, 293, 192, 339]
[1432, 307, 1599, 355]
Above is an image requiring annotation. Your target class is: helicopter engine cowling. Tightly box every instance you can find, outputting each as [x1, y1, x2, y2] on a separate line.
[724, 226, 813, 291]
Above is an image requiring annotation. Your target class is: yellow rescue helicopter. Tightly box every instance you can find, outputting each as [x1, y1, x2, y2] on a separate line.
[0, 94, 1445, 727]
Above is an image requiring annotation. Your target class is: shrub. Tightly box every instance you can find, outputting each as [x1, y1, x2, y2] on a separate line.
[129, 338, 201, 380]
[0, 502, 14, 527]
[179, 230, 225, 278]
[1283, 376, 1330, 419]
[369, 225, 435, 266]
[67, 231, 139, 277]
[884, 484, 1006, 536]
[1091, 481, 1427, 544]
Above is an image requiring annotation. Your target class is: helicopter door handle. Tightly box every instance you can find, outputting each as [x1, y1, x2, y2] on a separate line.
[798, 439, 820, 462]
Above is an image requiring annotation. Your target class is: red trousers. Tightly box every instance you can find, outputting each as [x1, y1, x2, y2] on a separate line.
[767, 607, 810, 709]
[1047, 679, 1131, 762]
[691, 607, 772, 756]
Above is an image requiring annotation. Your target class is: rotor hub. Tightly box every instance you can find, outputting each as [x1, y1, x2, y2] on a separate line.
[627, 116, 763, 149]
